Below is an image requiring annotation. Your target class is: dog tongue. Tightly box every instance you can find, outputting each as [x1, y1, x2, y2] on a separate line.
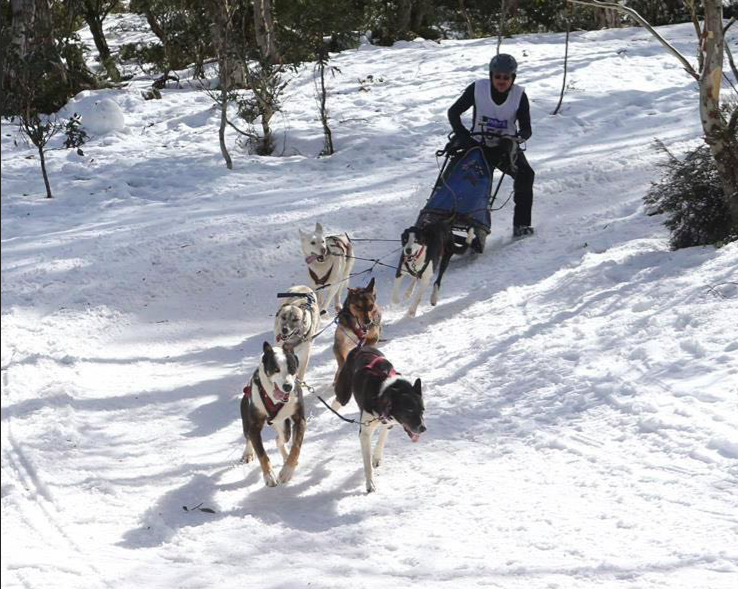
[305, 254, 320, 264]
[273, 384, 288, 402]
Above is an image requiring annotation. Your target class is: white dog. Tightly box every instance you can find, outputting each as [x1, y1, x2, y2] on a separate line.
[299, 223, 355, 316]
[274, 285, 320, 380]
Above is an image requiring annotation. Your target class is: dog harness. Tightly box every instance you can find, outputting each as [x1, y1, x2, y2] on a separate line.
[243, 371, 284, 425]
[339, 308, 377, 346]
[401, 238, 432, 279]
[362, 352, 399, 423]
[307, 235, 350, 286]
[365, 354, 398, 378]
[275, 297, 316, 345]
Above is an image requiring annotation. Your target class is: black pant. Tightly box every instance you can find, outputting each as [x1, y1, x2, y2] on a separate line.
[482, 146, 535, 227]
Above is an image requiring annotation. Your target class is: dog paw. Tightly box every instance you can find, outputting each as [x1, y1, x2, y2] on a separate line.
[241, 450, 254, 463]
[406, 308, 417, 318]
[264, 471, 278, 487]
[430, 286, 439, 306]
[365, 479, 376, 493]
[372, 456, 382, 468]
[278, 464, 295, 484]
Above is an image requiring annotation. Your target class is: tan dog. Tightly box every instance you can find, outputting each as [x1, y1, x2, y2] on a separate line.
[332, 277, 382, 385]
[274, 285, 320, 380]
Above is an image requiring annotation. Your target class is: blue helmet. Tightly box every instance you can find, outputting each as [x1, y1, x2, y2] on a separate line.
[489, 53, 518, 76]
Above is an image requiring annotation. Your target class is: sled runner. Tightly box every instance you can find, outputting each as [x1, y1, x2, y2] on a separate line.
[417, 131, 522, 254]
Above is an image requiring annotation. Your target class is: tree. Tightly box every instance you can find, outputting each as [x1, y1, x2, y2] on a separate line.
[2, 0, 97, 115]
[74, 0, 122, 81]
[568, 0, 738, 232]
[205, 0, 235, 169]
[277, 0, 363, 156]
[17, 110, 63, 198]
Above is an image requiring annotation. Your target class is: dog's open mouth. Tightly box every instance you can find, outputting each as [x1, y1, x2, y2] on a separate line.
[305, 253, 325, 264]
[403, 425, 421, 443]
[273, 384, 290, 403]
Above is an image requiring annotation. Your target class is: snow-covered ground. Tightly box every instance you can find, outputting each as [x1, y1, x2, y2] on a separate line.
[2, 18, 738, 589]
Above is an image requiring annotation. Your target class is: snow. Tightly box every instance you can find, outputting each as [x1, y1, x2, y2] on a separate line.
[2, 17, 738, 589]
[65, 95, 128, 135]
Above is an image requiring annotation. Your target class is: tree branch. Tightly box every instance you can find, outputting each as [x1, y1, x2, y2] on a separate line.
[567, 0, 699, 80]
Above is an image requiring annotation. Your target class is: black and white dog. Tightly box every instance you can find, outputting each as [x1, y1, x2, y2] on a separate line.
[334, 346, 426, 493]
[391, 217, 472, 317]
[274, 285, 320, 380]
[241, 342, 305, 487]
[299, 223, 355, 316]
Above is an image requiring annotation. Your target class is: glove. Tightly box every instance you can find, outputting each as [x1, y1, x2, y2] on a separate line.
[452, 130, 476, 150]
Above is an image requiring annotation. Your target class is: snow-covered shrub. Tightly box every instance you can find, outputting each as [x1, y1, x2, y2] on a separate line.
[645, 140, 735, 250]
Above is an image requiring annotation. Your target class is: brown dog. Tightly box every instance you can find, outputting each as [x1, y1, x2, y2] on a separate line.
[241, 342, 305, 487]
[332, 277, 383, 380]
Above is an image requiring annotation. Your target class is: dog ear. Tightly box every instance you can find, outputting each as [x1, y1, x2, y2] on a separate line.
[413, 378, 422, 395]
[262, 342, 278, 373]
[315, 222, 323, 234]
[285, 348, 299, 375]
[366, 277, 375, 293]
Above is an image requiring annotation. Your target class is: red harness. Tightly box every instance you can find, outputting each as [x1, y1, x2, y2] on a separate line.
[243, 372, 284, 424]
[365, 354, 397, 378]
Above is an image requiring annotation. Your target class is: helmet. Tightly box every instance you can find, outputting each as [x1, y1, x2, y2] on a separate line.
[489, 53, 518, 76]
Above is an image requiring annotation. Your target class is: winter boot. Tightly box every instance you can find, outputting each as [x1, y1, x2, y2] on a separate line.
[513, 225, 534, 238]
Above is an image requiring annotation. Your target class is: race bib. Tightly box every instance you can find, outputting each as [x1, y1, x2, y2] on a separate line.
[482, 116, 508, 131]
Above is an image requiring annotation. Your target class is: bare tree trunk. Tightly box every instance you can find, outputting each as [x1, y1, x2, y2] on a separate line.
[316, 53, 333, 156]
[37, 143, 53, 198]
[218, 84, 232, 169]
[497, 0, 508, 53]
[206, 0, 233, 169]
[701, 1, 738, 225]
[553, 12, 571, 116]
[685, 0, 705, 71]
[458, 0, 475, 38]
[253, 0, 279, 63]
[725, 17, 737, 86]
[10, 0, 34, 57]
[82, 2, 121, 82]
[397, 0, 413, 38]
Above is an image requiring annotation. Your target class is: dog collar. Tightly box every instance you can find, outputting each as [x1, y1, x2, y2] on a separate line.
[406, 245, 425, 263]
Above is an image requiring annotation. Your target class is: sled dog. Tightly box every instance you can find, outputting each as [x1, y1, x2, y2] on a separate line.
[333, 277, 383, 377]
[334, 346, 425, 493]
[240, 342, 305, 487]
[391, 218, 469, 316]
[299, 223, 355, 316]
[274, 285, 320, 380]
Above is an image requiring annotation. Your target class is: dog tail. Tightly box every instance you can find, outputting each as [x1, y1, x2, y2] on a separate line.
[334, 347, 358, 406]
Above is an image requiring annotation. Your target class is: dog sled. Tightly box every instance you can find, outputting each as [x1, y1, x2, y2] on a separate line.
[417, 131, 522, 254]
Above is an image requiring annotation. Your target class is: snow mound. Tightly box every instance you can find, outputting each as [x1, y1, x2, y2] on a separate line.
[81, 98, 126, 134]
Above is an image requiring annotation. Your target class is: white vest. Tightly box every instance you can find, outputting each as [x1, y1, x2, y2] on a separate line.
[472, 79, 524, 141]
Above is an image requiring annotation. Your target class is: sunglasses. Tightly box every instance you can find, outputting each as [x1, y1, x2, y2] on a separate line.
[493, 74, 512, 81]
